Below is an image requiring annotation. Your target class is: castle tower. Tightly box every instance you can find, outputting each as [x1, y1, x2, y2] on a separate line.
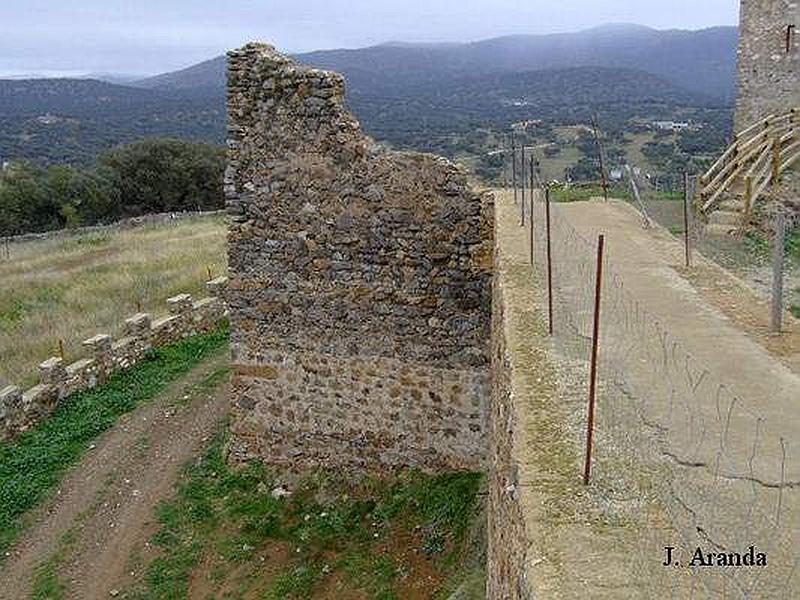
[735, 0, 800, 132]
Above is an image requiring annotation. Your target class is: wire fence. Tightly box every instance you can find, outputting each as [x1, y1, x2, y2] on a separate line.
[509, 173, 799, 597]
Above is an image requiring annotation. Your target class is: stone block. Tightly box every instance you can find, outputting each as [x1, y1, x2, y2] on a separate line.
[167, 293, 193, 315]
[125, 312, 152, 338]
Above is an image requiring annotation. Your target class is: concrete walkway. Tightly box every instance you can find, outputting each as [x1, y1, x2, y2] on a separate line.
[553, 199, 799, 484]
[499, 190, 799, 597]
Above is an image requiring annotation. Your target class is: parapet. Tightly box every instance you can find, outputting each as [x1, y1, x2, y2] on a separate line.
[0, 277, 229, 442]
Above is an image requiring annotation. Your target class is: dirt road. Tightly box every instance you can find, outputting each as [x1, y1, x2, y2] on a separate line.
[0, 351, 230, 600]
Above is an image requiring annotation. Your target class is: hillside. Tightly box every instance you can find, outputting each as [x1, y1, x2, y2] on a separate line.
[0, 24, 735, 165]
[137, 24, 737, 103]
[0, 79, 223, 164]
[353, 66, 713, 150]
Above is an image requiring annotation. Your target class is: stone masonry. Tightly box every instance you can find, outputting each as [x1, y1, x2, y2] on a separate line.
[0, 277, 228, 442]
[225, 44, 494, 471]
[735, 0, 800, 131]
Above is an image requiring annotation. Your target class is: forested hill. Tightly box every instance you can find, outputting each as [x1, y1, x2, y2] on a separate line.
[349, 66, 713, 151]
[136, 24, 737, 103]
[0, 79, 224, 164]
[0, 24, 736, 165]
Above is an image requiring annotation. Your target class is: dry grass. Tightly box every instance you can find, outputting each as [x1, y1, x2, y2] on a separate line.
[0, 216, 227, 388]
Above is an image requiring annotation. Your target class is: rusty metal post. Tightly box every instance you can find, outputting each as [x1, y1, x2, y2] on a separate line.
[545, 187, 554, 336]
[530, 155, 536, 265]
[511, 133, 518, 205]
[520, 146, 526, 226]
[771, 209, 786, 333]
[682, 173, 692, 268]
[583, 234, 605, 485]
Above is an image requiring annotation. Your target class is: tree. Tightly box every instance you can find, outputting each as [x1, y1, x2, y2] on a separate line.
[98, 138, 225, 216]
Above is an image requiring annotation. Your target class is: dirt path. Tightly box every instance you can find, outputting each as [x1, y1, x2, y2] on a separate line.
[0, 350, 230, 600]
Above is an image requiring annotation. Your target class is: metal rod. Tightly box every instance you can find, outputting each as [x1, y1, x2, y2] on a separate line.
[771, 209, 786, 333]
[511, 133, 518, 205]
[520, 145, 526, 226]
[682, 173, 692, 268]
[530, 154, 536, 265]
[583, 234, 605, 485]
[545, 187, 554, 336]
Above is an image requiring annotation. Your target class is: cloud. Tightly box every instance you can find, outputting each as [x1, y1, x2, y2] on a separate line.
[0, 0, 739, 76]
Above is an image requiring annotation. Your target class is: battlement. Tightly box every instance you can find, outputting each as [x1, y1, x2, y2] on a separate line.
[0, 277, 228, 441]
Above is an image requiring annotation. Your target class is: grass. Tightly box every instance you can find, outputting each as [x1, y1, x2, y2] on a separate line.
[745, 225, 800, 263]
[0, 215, 226, 388]
[0, 324, 229, 559]
[124, 433, 485, 600]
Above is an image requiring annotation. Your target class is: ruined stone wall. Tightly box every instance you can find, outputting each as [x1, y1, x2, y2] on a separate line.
[0, 277, 228, 442]
[735, 0, 800, 131]
[225, 44, 493, 471]
[486, 276, 532, 599]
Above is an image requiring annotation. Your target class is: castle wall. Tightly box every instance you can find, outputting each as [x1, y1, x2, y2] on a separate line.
[225, 44, 493, 471]
[735, 0, 800, 131]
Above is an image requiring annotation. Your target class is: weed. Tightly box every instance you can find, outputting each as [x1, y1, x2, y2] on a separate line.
[124, 432, 484, 599]
[265, 565, 320, 599]
[0, 324, 229, 559]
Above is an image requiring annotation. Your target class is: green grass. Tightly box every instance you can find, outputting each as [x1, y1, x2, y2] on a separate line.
[745, 226, 800, 264]
[0, 215, 226, 387]
[548, 183, 632, 203]
[30, 529, 79, 600]
[125, 433, 484, 600]
[0, 323, 229, 559]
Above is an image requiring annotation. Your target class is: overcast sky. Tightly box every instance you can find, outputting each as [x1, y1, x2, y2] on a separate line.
[0, 0, 739, 78]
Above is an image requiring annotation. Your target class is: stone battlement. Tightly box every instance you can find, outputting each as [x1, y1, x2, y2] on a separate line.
[0, 277, 229, 442]
[225, 43, 494, 471]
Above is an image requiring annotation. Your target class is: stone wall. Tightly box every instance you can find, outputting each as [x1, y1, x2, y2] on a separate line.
[735, 0, 800, 131]
[0, 277, 228, 442]
[486, 275, 532, 599]
[225, 43, 493, 472]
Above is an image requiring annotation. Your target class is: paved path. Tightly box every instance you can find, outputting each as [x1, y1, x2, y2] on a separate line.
[551, 199, 799, 482]
[498, 191, 800, 596]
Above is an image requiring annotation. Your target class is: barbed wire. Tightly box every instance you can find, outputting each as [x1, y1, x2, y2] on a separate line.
[513, 181, 799, 598]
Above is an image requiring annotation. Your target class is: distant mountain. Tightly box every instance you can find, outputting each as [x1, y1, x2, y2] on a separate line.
[0, 23, 736, 164]
[134, 24, 737, 103]
[134, 57, 226, 95]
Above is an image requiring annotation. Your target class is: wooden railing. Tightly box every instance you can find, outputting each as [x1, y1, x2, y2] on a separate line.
[699, 108, 800, 220]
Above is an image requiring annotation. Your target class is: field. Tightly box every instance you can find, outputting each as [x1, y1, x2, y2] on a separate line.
[0, 216, 227, 388]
